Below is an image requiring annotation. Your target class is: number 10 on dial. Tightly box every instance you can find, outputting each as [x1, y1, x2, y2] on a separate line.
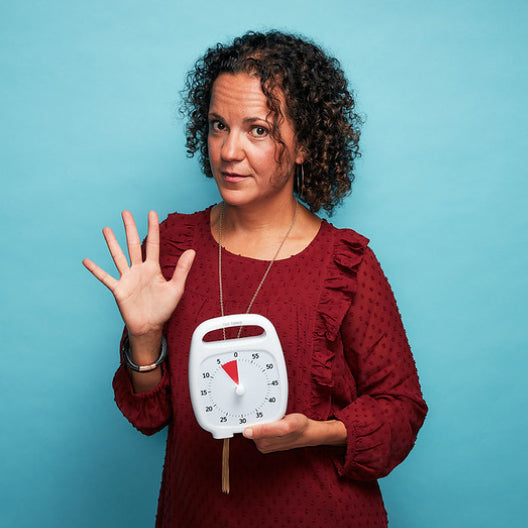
[189, 314, 288, 439]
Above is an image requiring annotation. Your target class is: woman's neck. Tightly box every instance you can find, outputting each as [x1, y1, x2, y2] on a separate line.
[210, 197, 321, 261]
[220, 196, 299, 237]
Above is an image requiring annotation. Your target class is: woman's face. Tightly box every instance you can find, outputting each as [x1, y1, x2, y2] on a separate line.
[207, 72, 303, 209]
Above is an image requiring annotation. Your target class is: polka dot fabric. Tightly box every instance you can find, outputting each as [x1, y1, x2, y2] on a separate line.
[113, 208, 427, 527]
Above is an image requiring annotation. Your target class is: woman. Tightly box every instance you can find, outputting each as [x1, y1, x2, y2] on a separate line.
[84, 31, 427, 527]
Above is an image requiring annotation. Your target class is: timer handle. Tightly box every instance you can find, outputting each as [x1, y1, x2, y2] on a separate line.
[192, 314, 273, 343]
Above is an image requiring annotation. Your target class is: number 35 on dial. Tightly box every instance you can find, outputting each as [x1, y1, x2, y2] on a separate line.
[189, 314, 288, 439]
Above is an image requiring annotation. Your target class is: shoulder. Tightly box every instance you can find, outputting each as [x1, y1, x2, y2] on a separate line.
[321, 220, 370, 268]
[160, 207, 212, 239]
[161, 207, 211, 233]
[159, 206, 212, 256]
[323, 224, 397, 302]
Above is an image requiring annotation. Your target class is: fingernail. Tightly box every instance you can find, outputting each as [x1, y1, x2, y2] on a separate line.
[244, 428, 253, 438]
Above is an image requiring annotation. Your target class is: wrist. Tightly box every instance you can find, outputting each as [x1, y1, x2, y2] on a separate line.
[123, 333, 167, 372]
[127, 327, 163, 344]
[324, 419, 347, 446]
[127, 331, 163, 361]
[309, 419, 347, 447]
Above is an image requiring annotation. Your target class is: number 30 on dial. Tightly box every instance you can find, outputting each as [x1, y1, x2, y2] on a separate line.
[189, 314, 288, 439]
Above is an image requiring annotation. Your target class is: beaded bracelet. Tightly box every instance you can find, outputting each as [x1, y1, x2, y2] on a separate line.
[121, 335, 167, 372]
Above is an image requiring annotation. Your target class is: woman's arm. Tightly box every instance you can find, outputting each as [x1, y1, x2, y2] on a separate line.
[332, 248, 427, 480]
[244, 248, 427, 482]
[83, 210, 195, 394]
[84, 210, 195, 434]
[243, 413, 347, 452]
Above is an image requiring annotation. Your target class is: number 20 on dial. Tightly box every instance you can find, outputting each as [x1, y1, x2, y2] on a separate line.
[189, 314, 288, 439]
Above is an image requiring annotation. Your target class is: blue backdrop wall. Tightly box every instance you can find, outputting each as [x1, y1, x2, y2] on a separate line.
[1, 1, 527, 526]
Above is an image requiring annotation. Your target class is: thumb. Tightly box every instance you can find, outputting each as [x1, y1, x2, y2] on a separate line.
[170, 249, 196, 288]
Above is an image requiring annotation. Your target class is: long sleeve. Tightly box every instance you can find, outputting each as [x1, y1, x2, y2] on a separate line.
[333, 248, 427, 480]
[112, 336, 173, 435]
[111, 212, 197, 436]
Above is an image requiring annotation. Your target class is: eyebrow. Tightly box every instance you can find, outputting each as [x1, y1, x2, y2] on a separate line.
[208, 112, 269, 124]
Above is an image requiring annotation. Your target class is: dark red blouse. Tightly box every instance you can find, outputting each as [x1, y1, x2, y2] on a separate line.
[113, 208, 427, 527]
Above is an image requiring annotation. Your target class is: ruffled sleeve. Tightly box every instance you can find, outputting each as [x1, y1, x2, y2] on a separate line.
[331, 247, 428, 480]
[112, 212, 198, 435]
[311, 229, 368, 419]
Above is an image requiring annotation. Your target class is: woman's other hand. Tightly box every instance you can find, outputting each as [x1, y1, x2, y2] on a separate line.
[83, 211, 194, 390]
[243, 413, 347, 453]
[84, 210, 195, 337]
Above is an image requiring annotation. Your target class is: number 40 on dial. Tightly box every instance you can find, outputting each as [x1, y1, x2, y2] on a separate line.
[189, 314, 289, 439]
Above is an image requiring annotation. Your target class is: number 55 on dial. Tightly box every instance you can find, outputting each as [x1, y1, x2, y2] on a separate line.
[189, 314, 288, 439]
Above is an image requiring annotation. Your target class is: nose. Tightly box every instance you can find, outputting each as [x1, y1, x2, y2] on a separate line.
[221, 131, 244, 162]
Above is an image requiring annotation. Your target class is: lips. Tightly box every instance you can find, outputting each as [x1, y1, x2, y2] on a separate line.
[221, 171, 249, 183]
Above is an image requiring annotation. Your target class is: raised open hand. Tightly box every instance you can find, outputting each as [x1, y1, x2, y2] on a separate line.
[83, 210, 195, 339]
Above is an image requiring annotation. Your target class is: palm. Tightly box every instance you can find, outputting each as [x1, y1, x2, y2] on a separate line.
[111, 260, 179, 336]
[83, 211, 195, 337]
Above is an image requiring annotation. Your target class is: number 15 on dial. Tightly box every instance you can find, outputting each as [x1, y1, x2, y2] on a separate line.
[189, 314, 288, 439]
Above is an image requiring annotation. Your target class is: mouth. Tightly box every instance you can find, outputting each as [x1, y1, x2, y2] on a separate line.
[221, 171, 249, 183]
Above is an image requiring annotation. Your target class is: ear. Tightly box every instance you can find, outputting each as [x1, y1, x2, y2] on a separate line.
[294, 144, 307, 165]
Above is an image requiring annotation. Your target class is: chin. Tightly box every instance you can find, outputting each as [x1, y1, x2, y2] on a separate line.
[218, 191, 258, 208]
[215, 179, 293, 209]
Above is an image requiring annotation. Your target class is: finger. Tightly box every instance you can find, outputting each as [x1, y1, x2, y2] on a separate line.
[102, 226, 130, 275]
[245, 414, 308, 440]
[244, 417, 291, 440]
[170, 249, 196, 288]
[121, 210, 143, 266]
[145, 211, 160, 263]
[82, 258, 118, 291]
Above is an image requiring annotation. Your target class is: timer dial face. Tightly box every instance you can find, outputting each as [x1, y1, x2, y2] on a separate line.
[196, 348, 285, 437]
[189, 314, 288, 439]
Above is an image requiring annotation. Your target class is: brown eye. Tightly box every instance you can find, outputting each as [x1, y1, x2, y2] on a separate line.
[250, 126, 268, 137]
[210, 120, 226, 132]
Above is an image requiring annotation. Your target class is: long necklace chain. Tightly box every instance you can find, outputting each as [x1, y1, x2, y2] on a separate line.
[217, 200, 298, 494]
[218, 200, 299, 339]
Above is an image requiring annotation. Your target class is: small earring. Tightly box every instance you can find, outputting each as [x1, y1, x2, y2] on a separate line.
[296, 164, 305, 199]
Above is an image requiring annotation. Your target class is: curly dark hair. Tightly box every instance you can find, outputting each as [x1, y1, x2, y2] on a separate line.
[181, 30, 362, 214]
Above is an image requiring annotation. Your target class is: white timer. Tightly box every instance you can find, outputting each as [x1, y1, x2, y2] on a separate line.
[189, 314, 288, 439]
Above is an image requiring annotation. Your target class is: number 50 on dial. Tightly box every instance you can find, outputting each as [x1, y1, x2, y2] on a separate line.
[189, 314, 288, 439]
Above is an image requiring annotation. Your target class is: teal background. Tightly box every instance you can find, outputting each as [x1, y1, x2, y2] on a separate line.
[1, 1, 527, 526]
